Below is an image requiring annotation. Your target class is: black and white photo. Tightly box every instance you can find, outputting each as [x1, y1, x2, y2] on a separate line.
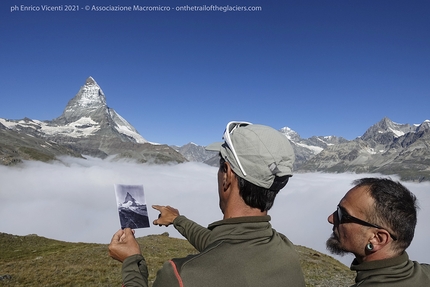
[114, 184, 150, 229]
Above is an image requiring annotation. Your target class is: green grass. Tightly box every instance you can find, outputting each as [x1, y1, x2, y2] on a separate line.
[296, 245, 355, 286]
[0, 232, 354, 287]
[17, 146, 55, 162]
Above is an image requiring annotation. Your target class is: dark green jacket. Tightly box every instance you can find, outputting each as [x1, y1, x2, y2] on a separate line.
[351, 252, 430, 286]
[122, 215, 305, 287]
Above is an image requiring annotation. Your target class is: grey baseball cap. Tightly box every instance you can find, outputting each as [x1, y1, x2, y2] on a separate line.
[206, 123, 295, 191]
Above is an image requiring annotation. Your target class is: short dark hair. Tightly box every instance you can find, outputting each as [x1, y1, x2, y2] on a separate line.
[219, 155, 288, 212]
[353, 178, 418, 252]
[237, 177, 283, 212]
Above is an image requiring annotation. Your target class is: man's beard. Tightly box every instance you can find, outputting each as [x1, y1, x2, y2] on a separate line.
[326, 233, 348, 256]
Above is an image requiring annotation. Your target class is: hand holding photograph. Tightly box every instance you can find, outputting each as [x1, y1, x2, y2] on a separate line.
[114, 184, 150, 229]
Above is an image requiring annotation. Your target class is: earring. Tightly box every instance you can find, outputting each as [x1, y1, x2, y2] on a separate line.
[366, 242, 374, 251]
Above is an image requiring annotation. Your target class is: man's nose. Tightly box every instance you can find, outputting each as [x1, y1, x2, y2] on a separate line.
[328, 212, 335, 225]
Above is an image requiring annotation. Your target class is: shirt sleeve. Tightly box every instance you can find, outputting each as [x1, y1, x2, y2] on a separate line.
[152, 260, 183, 287]
[173, 215, 212, 252]
[121, 254, 149, 287]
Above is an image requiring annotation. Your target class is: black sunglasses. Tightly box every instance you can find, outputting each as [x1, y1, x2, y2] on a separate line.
[336, 205, 397, 241]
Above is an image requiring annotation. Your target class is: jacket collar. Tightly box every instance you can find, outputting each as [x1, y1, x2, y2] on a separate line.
[207, 215, 271, 230]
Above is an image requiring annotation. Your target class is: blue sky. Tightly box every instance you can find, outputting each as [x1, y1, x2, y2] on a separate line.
[1, 0, 429, 146]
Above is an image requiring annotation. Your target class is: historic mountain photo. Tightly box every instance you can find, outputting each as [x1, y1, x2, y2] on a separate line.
[114, 184, 150, 229]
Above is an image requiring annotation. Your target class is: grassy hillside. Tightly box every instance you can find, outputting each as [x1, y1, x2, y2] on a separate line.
[0, 232, 354, 286]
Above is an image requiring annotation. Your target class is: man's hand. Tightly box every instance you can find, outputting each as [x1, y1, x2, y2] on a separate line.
[108, 228, 141, 263]
[152, 205, 180, 227]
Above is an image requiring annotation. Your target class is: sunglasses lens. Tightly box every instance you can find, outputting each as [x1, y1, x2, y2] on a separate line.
[227, 122, 249, 134]
[337, 206, 343, 223]
[222, 121, 252, 177]
[227, 123, 236, 133]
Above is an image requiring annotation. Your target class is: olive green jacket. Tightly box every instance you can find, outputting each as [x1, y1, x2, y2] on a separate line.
[121, 215, 305, 287]
[351, 252, 430, 286]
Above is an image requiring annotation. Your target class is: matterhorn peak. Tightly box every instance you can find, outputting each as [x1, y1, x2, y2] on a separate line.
[50, 77, 148, 144]
[124, 192, 137, 205]
[54, 77, 108, 124]
[85, 76, 97, 85]
[75, 76, 107, 109]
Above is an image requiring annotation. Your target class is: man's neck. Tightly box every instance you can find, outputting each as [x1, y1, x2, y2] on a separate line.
[357, 248, 400, 263]
[222, 202, 267, 219]
[220, 169, 268, 219]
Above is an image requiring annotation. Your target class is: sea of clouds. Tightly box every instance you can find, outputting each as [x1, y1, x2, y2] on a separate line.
[0, 157, 429, 266]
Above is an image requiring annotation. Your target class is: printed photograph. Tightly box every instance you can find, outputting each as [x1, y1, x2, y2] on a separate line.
[114, 184, 150, 229]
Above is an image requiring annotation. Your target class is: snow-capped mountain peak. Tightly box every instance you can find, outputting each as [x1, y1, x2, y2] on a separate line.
[2, 77, 148, 145]
[361, 117, 415, 142]
[280, 126, 300, 141]
[0, 77, 187, 164]
[49, 77, 147, 143]
[60, 76, 107, 121]
[74, 76, 107, 109]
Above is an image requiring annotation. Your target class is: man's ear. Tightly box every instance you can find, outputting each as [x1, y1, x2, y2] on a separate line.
[223, 162, 235, 191]
[369, 229, 391, 251]
[221, 161, 227, 173]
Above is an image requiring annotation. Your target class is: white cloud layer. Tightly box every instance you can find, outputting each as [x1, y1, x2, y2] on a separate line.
[0, 157, 429, 267]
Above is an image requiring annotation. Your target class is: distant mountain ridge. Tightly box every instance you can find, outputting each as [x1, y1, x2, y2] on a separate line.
[279, 127, 349, 169]
[171, 142, 217, 163]
[182, 118, 430, 182]
[296, 118, 430, 182]
[1, 77, 429, 181]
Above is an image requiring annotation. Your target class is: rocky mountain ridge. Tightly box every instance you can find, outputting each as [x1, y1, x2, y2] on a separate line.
[1, 77, 429, 181]
[177, 118, 430, 182]
[172, 142, 217, 163]
[279, 127, 349, 169]
[296, 118, 430, 182]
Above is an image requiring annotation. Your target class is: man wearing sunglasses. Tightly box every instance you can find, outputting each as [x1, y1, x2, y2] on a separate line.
[109, 121, 305, 286]
[327, 177, 430, 286]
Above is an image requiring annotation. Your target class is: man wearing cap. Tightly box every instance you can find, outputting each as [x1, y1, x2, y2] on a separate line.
[109, 122, 306, 287]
